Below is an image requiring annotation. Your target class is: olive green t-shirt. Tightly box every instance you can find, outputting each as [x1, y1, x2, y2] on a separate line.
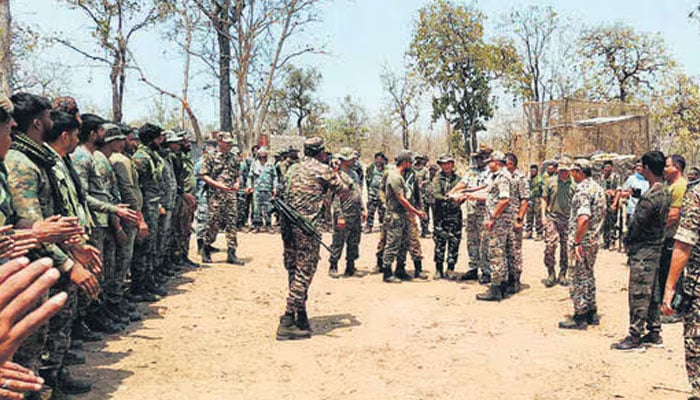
[666, 176, 688, 239]
[385, 170, 406, 214]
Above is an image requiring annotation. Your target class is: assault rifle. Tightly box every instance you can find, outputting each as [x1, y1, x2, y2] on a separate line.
[272, 197, 332, 252]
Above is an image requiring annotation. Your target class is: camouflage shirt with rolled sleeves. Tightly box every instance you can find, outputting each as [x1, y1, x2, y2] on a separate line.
[433, 171, 462, 217]
[110, 152, 143, 211]
[132, 144, 164, 207]
[200, 149, 240, 190]
[626, 182, 670, 251]
[47, 146, 90, 228]
[675, 184, 700, 297]
[509, 169, 530, 217]
[332, 169, 363, 218]
[0, 163, 17, 227]
[567, 177, 606, 246]
[285, 157, 348, 222]
[485, 168, 511, 218]
[181, 152, 196, 195]
[461, 166, 491, 214]
[71, 144, 118, 227]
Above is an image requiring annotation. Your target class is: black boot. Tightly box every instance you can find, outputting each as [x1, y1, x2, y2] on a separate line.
[371, 253, 384, 274]
[507, 274, 521, 295]
[383, 266, 401, 283]
[558, 313, 588, 330]
[413, 259, 428, 280]
[226, 248, 245, 265]
[201, 245, 212, 263]
[587, 308, 600, 325]
[462, 269, 479, 281]
[343, 260, 357, 277]
[328, 261, 340, 278]
[295, 310, 312, 332]
[434, 263, 444, 280]
[57, 367, 92, 395]
[85, 311, 124, 334]
[276, 313, 311, 340]
[72, 320, 103, 342]
[64, 350, 86, 366]
[394, 262, 412, 281]
[476, 284, 503, 302]
[478, 273, 491, 285]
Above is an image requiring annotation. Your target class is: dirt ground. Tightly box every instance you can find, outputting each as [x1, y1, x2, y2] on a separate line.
[72, 230, 692, 400]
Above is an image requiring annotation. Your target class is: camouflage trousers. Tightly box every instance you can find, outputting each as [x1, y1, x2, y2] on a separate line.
[627, 246, 662, 336]
[525, 199, 543, 237]
[381, 212, 410, 275]
[433, 214, 462, 267]
[114, 224, 137, 299]
[157, 209, 173, 271]
[506, 225, 524, 281]
[102, 229, 118, 303]
[544, 217, 569, 276]
[42, 282, 77, 370]
[421, 203, 432, 235]
[236, 191, 251, 228]
[569, 243, 599, 316]
[329, 213, 361, 265]
[684, 300, 700, 398]
[466, 204, 487, 273]
[488, 217, 513, 286]
[204, 193, 238, 250]
[133, 202, 160, 288]
[252, 190, 274, 227]
[603, 202, 618, 247]
[282, 223, 320, 313]
[366, 195, 385, 228]
[170, 195, 196, 261]
[196, 191, 209, 240]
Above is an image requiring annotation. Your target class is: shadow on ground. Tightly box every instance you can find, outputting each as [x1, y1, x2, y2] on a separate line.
[309, 313, 361, 336]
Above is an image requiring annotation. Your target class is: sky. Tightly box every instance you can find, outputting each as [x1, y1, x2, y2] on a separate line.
[11, 0, 700, 131]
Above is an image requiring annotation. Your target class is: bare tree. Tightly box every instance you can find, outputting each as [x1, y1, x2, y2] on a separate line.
[380, 66, 420, 149]
[0, 0, 10, 94]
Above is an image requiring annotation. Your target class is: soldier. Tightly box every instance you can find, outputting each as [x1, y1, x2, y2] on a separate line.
[542, 159, 575, 287]
[459, 151, 512, 301]
[238, 145, 259, 230]
[328, 147, 367, 278]
[612, 151, 669, 349]
[424, 163, 439, 237]
[364, 152, 387, 233]
[195, 139, 216, 252]
[505, 153, 529, 295]
[248, 147, 278, 233]
[350, 150, 364, 190]
[380, 150, 426, 283]
[449, 145, 492, 283]
[432, 154, 462, 280]
[399, 156, 428, 280]
[171, 132, 199, 268]
[199, 131, 245, 265]
[277, 137, 348, 340]
[600, 160, 621, 249]
[558, 159, 606, 330]
[525, 164, 544, 240]
[413, 154, 431, 237]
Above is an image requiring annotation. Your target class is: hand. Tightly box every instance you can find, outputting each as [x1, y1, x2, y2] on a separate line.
[32, 216, 83, 243]
[245, 187, 253, 194]
[575, 245, 584, 263]
[136, 221, 149, 241]
[70, 244, 102, 275]
[272, 189, 277, 198]
[115, 228, 128, 247]
[69, 263, 99, 299]
[232, 182, 240, 192]
[0, 257, 67, 365]
[485, 219, 494, 231]
[115, 204, 140, 224]
[159, 207, 166, 216]
[361, 209, 368, 224]
[0, 361, 45, 399]
[337, 218, 346, 229]
[611, 204, 618, 212]
[415, 210, 427, 220]
[514, 220, 524, 230]
[661, 287, 676, 316]
[183, 193, 196, 209]
[215, 182, 233, 192]
[0, 230, 38, 260]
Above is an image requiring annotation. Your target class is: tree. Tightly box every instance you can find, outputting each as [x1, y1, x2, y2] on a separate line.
[652, 72, 700, 162]
[323, 95, 368, 151]
[0, 0, 10, 94]
[578, 23, 673, 103]
[408, 0, 519, 156]
[55, 0, 172, 122]
[380, 66, 420, 149]
[282, 65, 322, 136]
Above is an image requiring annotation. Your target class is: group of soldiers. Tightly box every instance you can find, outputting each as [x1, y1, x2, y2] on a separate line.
[0, 92, 203, 399]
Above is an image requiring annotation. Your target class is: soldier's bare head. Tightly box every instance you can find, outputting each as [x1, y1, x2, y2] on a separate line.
[10, 93, 52, 142]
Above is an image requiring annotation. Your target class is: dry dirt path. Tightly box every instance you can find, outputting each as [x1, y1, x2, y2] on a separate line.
[73, 231, 690, 400]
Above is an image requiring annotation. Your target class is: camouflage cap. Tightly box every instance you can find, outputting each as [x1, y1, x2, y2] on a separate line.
[396, 149, 413, 164]
[557, 157, 573, 170]
[257, 146, 268, 156]
[483, 150, 506, 164]
[304, 136, 324, 151]
[571, 158, 593, 171]
[415, 153, 428, 161]
[164, 130, 183, 144]
[471, 143, 493, 157]
[217, 131, 236, 144]
[335, 147, 355, 161]
[436, 153, 455, 164]
[103, 123, 126, 143]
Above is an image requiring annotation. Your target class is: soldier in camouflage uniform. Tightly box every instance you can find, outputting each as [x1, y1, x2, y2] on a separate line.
[171, 133, 199, 268]
[199, 131, 245, 265]
[237, 145, 258, 229]
[612, 152, 670, 349]
[328, 147, 366, 278]
[432, 154, 463, 280]
[543, 160, 575, 287]
[525, 164, 544, 240]
[248, 147, 278, 232]
[505, 153, 530, 295]
[601, 160, 621, 249]
[195, 140, 216, 251]
[401, 160, 429, 280]
[155, 131, 178, 279]
[364, 152, 387, 233]
[413, 154, 431, 237]
[460, 151, 512, 301]
[277, 137, 348, 340]
[559, 159, 606, 330]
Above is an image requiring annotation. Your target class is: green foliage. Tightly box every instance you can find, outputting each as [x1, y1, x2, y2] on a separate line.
[321, 95, 369, 151]
[283, 65, 323, 135]
[652, 72, 700, 161]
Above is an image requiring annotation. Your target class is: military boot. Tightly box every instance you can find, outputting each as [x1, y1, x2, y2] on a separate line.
[478, 273, 491, 285]
[85, 312, 124, 335]
[413, 259, 429, 280]
[557, 269, 570, 286]
[434, 263, 444, 280]
[276, 313, 311, 340]
[196, 238, 204, 253]
[558, 313, 588, 330]
[587, 308, 601, 326]
[328, 261, 340, 279]
[69, 340, 84, 351]
[226, 247, 245, 266]
[63, 350, 86, 366]
[200, 245, 212, 263]
[611, 335, 642, 351]
[543, 271, 557, 288]
[507, 274, 522, 295]
[461, 268, 479, 281]
[476, 284, 503, 302]
[343, 260, 358, 277]
[295, 310, 312, 332]
[394, 262, 412, 281]
[640, 331, 663, 347]
[72, 320, 103, 343]
[57, 367, 92, 395]
[383, 267, 401, 283]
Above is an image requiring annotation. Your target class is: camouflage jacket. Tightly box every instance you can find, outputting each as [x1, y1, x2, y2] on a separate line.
[285, 157, 348, 222]
[601, 172, 621, 203]
[110, 152, 143, 211]
[132, 144, 164, 207]
[72, 144, 118, 227]
[485, 168, 512, 219]
[200, 148, 240, 195]
[626, 181, 670, 250]
[529, 174, 544, 200]
[160, 150, 178, 210]
[48, 145, 90, 229]
[567, 177, 606, 246]
[332, 168, 364, 218]
[365, 163, 386, 199]
[248, 159, 278, 193]
[433, 171, 462, 219]
[510, 169, 530, 217]
[181, 151, 196, 195]
[461, 166, 491, 213]
[0, 163, 17, 227]
[675, 184, 700, 298]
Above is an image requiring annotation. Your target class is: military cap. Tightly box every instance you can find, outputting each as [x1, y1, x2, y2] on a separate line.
[571, 158, 592, 171]
[482, 150, 506, 164]
[257, 147, 268, 156]
[436, 153, 455, 164]
[415, 153, 428, 161]
[103, 123, 126, 143]
[557, 157, 573, 170]
[304, 136, 324, 151]
[217, 131, 236, 143]
[335, 147, 355, 161]
[471, 143, 493, 157]
[164, 130, 183, 144]
[396, 149, 413, 163]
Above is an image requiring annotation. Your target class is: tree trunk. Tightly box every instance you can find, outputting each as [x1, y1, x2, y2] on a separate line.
[216, 3, 233, 134]
[297, 115, 303, 136]
[401, 123, 409, 150]
[0, 0, 11, 95]
[181, 9, 192, 129]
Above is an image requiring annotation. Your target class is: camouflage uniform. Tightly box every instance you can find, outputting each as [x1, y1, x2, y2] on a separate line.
[484, 167, 513, 286]
[329, 169, 363, 270]
[567, 176, 606, 316]
[674, 184, 700, 397]
[544, 175, 575, 279]
[381, 169, 411, 278]
[200, 147, 240, 251]
[365, 163, 386, 229]
[282, 150, 347, 313]
[413, 164, 431, 236]
[526, 173, 544, 238]
[624, 181, 670, 337]
[507, 169, 530, 283]
[601, 171, 621, 247]
[173, 148, 197, 262]
[461, 166, 491, 275]
[93, 150, 121, 304]
[158, 149, 177, 270]
[195, 158, 208, 241]
[237, 156, 251, 228]
[432, 169, 462, 270]
[248, 159, 278, 228]
[399, 169, 423, 266]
